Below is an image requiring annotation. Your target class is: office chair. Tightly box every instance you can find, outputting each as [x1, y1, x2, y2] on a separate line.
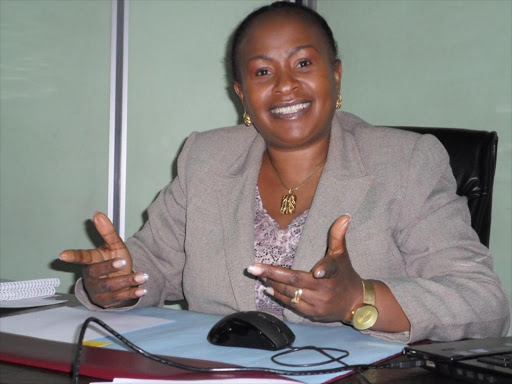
[389, 127, 498, 248]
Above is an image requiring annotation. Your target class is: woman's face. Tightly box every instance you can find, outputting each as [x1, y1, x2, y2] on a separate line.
[234, 13, 341, 150]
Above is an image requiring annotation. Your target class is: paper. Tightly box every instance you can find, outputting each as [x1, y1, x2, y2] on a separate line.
[1, 306, 404, 384]
[0, 278, 60, 301]
[0, 306, 173, 343]
[0, 295, 67, 308]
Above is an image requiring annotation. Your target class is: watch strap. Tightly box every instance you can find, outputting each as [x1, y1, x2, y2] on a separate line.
[362, 279, 376, 306]
[343, 280, 379, 330]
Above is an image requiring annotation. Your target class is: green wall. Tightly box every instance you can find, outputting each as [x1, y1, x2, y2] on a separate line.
[0, 0, 111, 290]
[1, 0, 510, 326]
[317, 0, 512, 326]
[125, 0, 268, 237]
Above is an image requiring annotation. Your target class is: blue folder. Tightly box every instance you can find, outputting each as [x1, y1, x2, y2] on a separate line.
[88, 307, 406, 384]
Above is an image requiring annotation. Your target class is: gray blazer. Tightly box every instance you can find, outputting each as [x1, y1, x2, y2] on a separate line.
[76, 111, 510, 343]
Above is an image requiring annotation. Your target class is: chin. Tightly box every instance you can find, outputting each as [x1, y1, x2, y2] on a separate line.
[254, 113, 331, 149]
[276, 132, 325, 150]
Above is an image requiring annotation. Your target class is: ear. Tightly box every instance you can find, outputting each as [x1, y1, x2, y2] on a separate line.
[233, 82, 245, 106]
[333, 60, 342, 93]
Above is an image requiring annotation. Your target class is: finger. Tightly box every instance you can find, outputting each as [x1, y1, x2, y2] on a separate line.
[312, 215, 351, 279]
[327, 214, 351, 255]
[266, 285, 315, 313]
[93, 212, 126, 251]
[59, 247, 108, 264]
[83, 258, 129, 279]
[267, 281, 311, 302]
[88, 272, 149, 295]
[312, 255, 338, 279]
[247, 264, 311, 288]
[94, 287, 147, 309]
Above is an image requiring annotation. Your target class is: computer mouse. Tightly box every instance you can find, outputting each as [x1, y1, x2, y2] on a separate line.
[207, 311, 296, 351]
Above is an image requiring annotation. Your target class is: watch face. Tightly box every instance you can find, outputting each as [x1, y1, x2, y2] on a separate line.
[353, 305, 379, 330]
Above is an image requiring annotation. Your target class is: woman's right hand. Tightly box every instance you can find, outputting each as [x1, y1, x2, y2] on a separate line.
[59, 212, 148, 308]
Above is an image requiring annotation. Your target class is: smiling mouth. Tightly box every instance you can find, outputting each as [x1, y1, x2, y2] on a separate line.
[270, 102, 312, 119]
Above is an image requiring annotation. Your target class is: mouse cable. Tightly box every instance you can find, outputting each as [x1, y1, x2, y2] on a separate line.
[271, 346, 372, 384]
[72, 317, 426, 384]
[271, 346, 349, 367]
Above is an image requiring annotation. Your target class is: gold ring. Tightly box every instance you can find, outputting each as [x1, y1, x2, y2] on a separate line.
[290, 288, 303, 305]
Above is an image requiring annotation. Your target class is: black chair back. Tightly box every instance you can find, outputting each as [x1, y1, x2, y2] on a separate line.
[389, 127, 498, 247]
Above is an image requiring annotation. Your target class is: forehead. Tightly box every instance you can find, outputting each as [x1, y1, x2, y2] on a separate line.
[240, 13, 329, 57]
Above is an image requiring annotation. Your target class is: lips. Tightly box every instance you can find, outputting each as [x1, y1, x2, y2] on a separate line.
[270, 101, 312, 119]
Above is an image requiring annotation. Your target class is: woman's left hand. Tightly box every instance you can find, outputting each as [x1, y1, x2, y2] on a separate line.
[247, 215, 362, 322]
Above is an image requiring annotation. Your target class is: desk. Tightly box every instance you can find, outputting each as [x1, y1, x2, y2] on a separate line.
[0, 295, 454, 384]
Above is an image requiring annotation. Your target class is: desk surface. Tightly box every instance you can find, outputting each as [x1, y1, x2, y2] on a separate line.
[0, 295, 454, 384]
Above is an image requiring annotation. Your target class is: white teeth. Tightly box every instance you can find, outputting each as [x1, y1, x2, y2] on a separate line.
[271, 102, 311, 115]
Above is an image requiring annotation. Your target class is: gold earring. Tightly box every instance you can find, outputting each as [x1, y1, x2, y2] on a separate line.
[336, 94, 342, 109]
[243, 111, 252, 126]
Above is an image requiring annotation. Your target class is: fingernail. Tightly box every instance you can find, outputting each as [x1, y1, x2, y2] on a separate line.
[113, 259, 126, 269]
[59, 253, 70, 261]
[134, 273, 149, 284]
[343, 213, 352, 222]
[265, 286, 274, 296]
[247, 265, 263, 276]
[135, 288, 147, 297]
[315, 269, 326, 278]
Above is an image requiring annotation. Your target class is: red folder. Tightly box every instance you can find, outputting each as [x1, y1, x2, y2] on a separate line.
[0, 332, 300, 381]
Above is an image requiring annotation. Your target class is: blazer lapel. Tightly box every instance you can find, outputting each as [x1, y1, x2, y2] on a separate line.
[284, 113, 374, 323]
[216, 132, 265, 312]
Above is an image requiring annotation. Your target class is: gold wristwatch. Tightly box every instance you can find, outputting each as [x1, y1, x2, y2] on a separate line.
[347, 280, 379, 331]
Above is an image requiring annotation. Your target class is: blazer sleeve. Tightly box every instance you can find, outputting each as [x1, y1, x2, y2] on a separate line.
[378, 134, 510, 342]
[125, 132, 200, 307]
[75, 132, 198, 310]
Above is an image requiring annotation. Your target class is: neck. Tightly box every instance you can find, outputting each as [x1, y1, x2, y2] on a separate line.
[265, 133, 330, 187]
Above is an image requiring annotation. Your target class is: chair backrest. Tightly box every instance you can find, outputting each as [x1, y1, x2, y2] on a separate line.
[389, 127, 498, 247]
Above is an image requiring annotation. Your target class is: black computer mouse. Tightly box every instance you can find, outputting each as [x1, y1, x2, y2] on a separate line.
[207, 311, 296, 351]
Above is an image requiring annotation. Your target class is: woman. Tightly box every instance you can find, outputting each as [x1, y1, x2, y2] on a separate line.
[60, 3, 509, 343]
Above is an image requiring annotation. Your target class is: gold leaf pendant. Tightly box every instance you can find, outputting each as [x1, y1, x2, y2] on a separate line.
[280, 189, 297, 215]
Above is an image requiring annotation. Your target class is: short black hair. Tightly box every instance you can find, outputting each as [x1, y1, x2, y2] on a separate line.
[230, 2, 339, 83]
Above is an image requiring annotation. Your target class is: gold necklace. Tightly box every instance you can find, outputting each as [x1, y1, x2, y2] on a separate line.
[269, 159, 326, 215]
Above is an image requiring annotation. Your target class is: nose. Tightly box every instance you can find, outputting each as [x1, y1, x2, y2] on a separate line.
[273, 70, 299, 95]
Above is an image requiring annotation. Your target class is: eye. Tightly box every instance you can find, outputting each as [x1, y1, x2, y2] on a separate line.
[256, 68, 270, 76]
[297, 59, 312, 68]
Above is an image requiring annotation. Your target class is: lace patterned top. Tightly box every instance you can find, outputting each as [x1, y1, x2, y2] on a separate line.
[254, 186, 309, 318]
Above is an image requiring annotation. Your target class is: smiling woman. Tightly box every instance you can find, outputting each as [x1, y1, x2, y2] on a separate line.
[60, 2, 510, 344]
[233, 9, 342, 230]
[233, 9, 340, 152]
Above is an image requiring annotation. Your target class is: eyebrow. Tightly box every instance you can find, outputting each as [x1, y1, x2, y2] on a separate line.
[247, 45, 318, 63]
[289, 44, 317, 56]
